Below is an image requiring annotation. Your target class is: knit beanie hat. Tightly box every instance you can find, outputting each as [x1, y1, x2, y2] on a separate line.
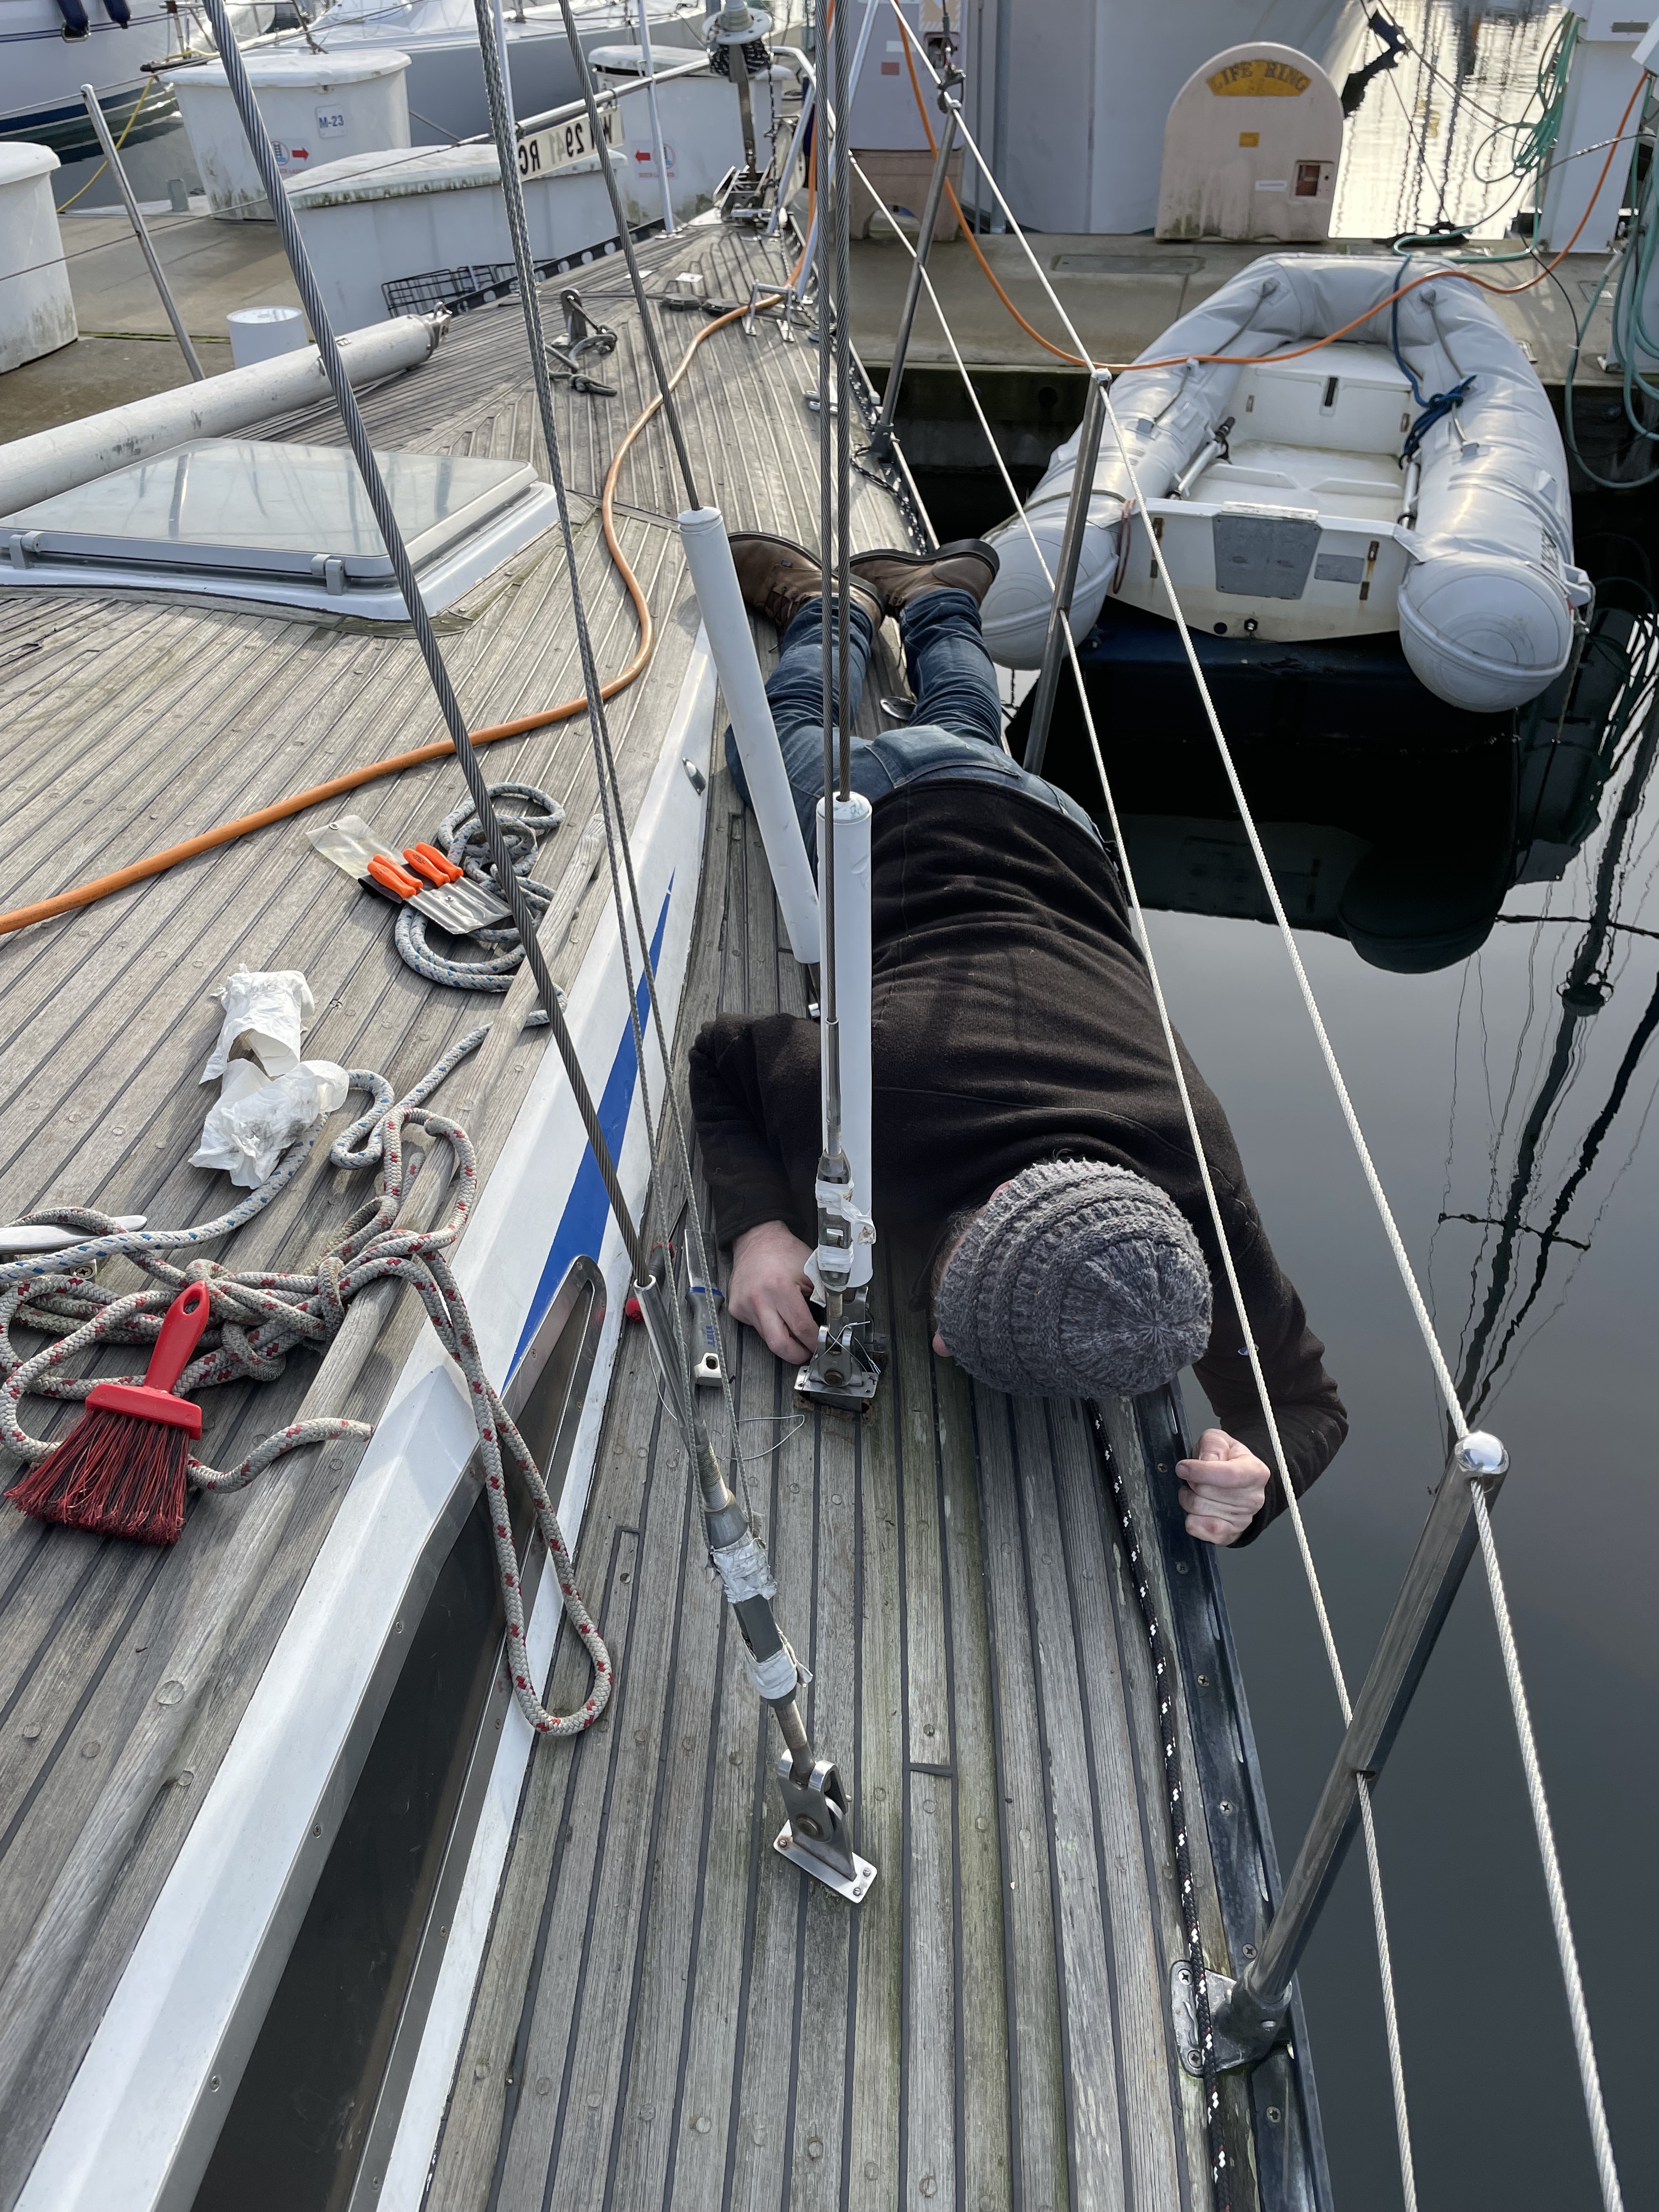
[933, 1159, 1212, 1399]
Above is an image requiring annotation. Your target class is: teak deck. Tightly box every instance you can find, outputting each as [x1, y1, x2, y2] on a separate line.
[425, 770, 1324, 2212]
[0, 224, 1321, 2211]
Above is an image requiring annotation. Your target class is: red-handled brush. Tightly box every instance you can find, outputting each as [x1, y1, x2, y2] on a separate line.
[8, 1281, 212, 1546]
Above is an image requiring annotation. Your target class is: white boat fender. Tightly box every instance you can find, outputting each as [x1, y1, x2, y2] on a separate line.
[978, 255, 1592, 714]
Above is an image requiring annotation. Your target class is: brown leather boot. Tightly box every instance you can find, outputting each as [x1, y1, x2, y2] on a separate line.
[849, 538, 1000, 613]
[728, 532, 884, 629]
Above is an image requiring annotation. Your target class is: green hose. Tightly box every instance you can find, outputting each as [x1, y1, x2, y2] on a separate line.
[1393, 13, 1581, 263]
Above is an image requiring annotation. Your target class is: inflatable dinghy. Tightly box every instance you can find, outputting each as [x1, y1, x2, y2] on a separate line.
[978, 254, 1592, 714]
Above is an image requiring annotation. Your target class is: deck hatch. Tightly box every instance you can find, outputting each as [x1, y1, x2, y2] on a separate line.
[0, 439, 555, 618]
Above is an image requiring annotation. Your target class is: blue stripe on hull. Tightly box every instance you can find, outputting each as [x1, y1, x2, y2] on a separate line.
[509, 883, 673, 1377]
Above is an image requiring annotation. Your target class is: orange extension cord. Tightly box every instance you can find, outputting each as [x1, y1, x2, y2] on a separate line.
[0, 295, 775, 940]
[900, 31, 1646, 375]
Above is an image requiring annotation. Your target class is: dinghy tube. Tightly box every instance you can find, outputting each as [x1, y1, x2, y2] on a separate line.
[979, 255, 1591, 714]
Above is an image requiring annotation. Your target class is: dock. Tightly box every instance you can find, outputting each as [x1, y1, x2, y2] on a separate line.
[3, 205, 1616, 462]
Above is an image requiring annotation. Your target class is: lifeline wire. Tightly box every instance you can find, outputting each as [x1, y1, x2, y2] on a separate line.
[1472, 1484, 1623, 2212]
[478, 0, 764, 1509]
[833, 0, 854, 807]
[845, 148, 1412, 2210]
[931, 91, 1624, 2208]
[196, 0, 647, 1280]
[816, 1, 841, 1134]
[550, 0, 702, 510]
[471, 0, 719, 1465]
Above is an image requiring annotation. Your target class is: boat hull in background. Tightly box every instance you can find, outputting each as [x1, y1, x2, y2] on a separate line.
[266, 0, 705, 145]
[0, 0, 187, 167]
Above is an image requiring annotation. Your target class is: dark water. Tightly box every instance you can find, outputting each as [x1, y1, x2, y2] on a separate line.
[986, 523, 1659, 2204]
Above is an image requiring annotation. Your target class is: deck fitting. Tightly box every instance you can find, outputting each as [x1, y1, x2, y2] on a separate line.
[774, 1752, 877, 1903]
[1171, 1960, 1285, 2076]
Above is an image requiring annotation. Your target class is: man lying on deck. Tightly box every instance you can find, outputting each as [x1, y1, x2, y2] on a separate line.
[687, 537, 1346, 1547]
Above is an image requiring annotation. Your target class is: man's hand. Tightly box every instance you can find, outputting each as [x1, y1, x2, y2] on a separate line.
[727, 1220, 819, 1363]
[1175, 1429, 1271, 1546]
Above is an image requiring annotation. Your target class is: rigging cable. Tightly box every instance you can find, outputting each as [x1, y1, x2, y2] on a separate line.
[1088, 258, 1633, 2212]
[873, 58, 1629, 2202]
[472, 0, 759, 1502]
[847, 142, 1414, 2212]
[895, 4, 1645, 377]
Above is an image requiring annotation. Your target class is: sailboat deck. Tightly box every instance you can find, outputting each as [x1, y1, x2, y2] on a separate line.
[422, 764, 1312, 2212]
[0, 223, 909, 2204]
[0, 221, 1318, 2210]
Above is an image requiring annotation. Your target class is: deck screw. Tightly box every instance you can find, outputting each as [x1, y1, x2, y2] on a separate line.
[1243, 1943, 1256, 1959]
[1267, 2106, 1282, 2123]
[1219, 1799, 1234, 1813]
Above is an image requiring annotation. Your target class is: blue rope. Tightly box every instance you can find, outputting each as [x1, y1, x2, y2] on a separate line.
[1389, 258, 1477, 466]
[1402, 375, 1475, 463]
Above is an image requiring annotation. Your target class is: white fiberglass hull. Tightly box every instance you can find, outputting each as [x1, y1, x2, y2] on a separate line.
[0, 0, 188, 163]
[266, 0, 706, 144]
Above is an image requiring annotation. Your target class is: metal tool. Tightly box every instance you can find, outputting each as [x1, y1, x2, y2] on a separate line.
[708, 3, 773, 225]
[307, 815, 511, 933]
[686, 1267, 725, 1388]
[546, 287, 618, 394]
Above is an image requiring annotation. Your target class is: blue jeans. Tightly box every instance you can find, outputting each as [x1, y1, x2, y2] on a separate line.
[724, 588, 1101, 857]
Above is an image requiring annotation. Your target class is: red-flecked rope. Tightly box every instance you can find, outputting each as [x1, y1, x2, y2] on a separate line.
[0, 1036, 609, 1740]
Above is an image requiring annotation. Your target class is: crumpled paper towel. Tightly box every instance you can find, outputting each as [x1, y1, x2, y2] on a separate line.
[191, 1060, 350, 1189]
[200, 967, 315, 1084]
